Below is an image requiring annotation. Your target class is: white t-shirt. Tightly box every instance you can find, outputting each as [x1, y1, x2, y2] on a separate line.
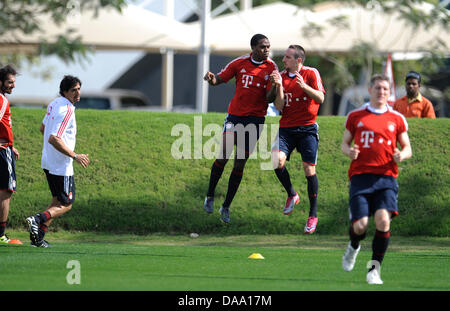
[41, 96, 77, 176]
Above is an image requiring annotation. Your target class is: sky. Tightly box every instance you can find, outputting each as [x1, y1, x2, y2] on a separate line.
[9, 0, 196, 102]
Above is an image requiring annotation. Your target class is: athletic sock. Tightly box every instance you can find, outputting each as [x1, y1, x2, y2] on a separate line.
[37, 211, 51, 223]
[38, 224, 48, 240]
[274, 166, 296, 197]
[370, 230, 391, 270]
[0, 222, 6, 236]
[223, 169, 244, 207]
[207, 160, 225, 197]
[349, 224, 366, 250]
[306, 174, 318, 217]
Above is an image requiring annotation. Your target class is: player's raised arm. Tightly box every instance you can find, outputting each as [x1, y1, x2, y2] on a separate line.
[204, 71, 223, 86]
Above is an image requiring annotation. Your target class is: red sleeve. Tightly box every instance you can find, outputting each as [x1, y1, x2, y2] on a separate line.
[345, 112, 355, 135]
[306, 68, 325, 93]
[0, 96, 5, 120]
[397, 114, 408, 134]
[217, 59, 238, 83]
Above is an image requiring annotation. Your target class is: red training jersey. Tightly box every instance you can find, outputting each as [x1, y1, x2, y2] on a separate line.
[277, 66, 325, 127]
[0, 93, 13, 146]
[345, 104, 408, 179]
[218, 53, 278, 117]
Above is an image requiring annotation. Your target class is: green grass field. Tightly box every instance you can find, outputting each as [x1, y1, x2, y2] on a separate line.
[2, 231, 449, 291]
[8, 109, 450, 236]
[3, 109, 449, 302]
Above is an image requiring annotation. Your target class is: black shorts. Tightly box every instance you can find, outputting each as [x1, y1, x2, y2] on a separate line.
[349, 174, 399, 221]
[44, 169, 76, 205]
[273, 124, 319, 164]
[222, 114, 265, 158]
[0, 146, 16, 192]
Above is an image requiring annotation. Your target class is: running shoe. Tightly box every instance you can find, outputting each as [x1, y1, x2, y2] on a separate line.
[26, 215, 40, 245]
[283, 193, 299, 215]
[219, 206, 230, 223]
[342, 242, 361, 272]
[203, 196, 214, 214]
[304, 216, 318, 234]
[0, 235, 10, 244]
[31, 239, 52, 248]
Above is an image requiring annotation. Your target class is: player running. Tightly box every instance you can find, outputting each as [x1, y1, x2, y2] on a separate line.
[26, 75, 90, 247]
[341, 74, 412, 284]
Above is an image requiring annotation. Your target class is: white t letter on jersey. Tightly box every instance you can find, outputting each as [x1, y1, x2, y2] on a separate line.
[242, 74, 253, 88]
[360, 130, 374, 148]
[284, 93, 292, 107]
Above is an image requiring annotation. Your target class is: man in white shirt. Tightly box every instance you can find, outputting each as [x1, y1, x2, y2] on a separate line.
[26, 75, 90, 247]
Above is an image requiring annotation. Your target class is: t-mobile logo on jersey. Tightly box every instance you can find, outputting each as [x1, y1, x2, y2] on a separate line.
[360, 131, 374, 148]
[284, 93, 292, 107]
[242, 74, 253, 88]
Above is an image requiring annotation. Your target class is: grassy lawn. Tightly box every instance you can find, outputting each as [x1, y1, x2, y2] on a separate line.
[2, 231, 449, 292]
[8, 109, 450, 236]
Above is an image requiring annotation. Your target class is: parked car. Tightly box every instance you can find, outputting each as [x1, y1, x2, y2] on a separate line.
[9, 89, 154, 111]
[76, 89, 152, 110]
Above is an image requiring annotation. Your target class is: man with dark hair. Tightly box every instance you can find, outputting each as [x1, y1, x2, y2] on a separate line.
[202, 34, 279, 223]
[270, 45, 325, 234]
[393, 71, 436, 118]
[0, 65, 22, 245]
[341, 74, 412, 284]
[26, 75, 90, 247]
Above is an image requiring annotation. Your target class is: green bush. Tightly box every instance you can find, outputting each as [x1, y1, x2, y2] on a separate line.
[8, 108, 449, 236]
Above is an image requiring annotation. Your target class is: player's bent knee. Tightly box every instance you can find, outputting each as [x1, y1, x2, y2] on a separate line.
[353, 218, 368, 235]
[303, 164, 316, 177]
[375, 218, 390, 232]
[374, 209, 391, 231]
[53, 203, 72, 211]
[272, 151, 286, 169]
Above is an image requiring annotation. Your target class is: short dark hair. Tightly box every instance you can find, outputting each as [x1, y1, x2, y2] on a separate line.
[288, 45, 306, 63]
[0, 65, 18, 84]
[250, 34, 268, 47]
[405, 71, 421, 84]
[369, 74, 390, 87]
[59, 75, 82, 96]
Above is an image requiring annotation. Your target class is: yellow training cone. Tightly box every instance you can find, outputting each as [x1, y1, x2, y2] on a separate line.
[248, 253, 264, 259]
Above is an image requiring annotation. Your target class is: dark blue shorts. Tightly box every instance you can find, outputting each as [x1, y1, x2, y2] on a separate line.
[222, 114, 265, 156]
[0, 146, 16, 192]
[44, 169, 76, 205]
[349, 174, 399, 221]
[272, 124, 319, 164]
